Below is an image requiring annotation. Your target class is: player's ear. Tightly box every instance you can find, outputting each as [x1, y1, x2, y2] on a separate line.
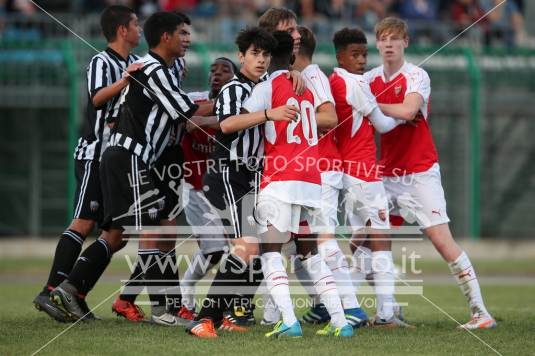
[403, 36, 409, 48]
[237, 51, 245, 66]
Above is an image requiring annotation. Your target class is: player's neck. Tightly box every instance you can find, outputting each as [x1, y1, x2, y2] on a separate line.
[292, 56, 310, 72]
[107, 41, 131, 61]
[150, 47, 175, 67]
[240, 69, 260, 83]
[383, 58, 404, 81]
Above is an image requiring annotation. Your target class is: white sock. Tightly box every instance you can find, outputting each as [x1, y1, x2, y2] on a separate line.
[319, 239, 359, 309]
[261, 283, 281, 323]
[372, 251, 395, 320]
[180, 250, 210, 310]
[448, 251, 489, 316]
[302, 254, 347, 328]
[351, 246, 372, 291]
[292, 256, 320, 305]
[262, 252, 297, 326]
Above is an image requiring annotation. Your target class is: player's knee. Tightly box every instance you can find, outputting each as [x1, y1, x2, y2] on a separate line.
[69, 219, 95, 237]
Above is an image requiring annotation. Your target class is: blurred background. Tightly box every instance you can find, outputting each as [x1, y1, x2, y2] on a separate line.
[0, 0, 534, 240]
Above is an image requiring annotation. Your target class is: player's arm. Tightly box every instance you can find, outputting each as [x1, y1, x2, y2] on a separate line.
[368, 107, 404, 134]
[91, 62, 143, 108]
[147, 67, 199, 120]
[186, 115, 220, 133]
[193, 100, 215, 116]
[219, 106, 299, 134]
[315, 102, 337, 129]
[286, 70, 306, 95]
[378, 92, 423, 121]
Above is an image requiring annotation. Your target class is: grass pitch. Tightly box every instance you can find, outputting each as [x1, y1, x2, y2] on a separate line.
[0, 258, 534, 355]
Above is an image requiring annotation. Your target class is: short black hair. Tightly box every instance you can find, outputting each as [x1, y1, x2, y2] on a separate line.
[214, 57, 238, 73]
[298, 26, 316, 59]
[235, 26, 277, 55]
[333, 27, 367, 52]
[174, 11, 191, 26]
[144, 12, 188, 49]
[270, 31, 294, 69]
[100, 5, 134, 42]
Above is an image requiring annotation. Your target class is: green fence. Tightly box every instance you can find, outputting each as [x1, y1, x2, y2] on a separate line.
[0, 39, 534, 238]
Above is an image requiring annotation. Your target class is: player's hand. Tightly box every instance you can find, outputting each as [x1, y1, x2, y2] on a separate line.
[287, 70, 306, 95]
[267, 105, 300, 122]
[123, 62, 143, 79]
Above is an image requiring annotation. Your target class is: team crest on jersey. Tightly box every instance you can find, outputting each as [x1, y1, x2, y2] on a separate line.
[90, 201, 99, 212]
[394, 85, 402, 96]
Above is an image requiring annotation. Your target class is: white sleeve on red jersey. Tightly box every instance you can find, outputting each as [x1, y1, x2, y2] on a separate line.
[303, 65, 334, 107]
[349, 79, 377, 117]
[242, 80, 272, 113]
[405, 66, 431, 102]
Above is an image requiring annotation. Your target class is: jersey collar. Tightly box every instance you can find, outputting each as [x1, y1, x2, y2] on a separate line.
[106, 47, 129, 62]
[333, 67, 363, 80]
[148, 50, 171, 68]
[381, 61, 408, 83]
[268, 69, 288, 80]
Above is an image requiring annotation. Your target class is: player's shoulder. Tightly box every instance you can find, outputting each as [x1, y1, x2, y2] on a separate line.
[363, 65, 383, 82]
[402, 62, 430, 81]
[219, 75, 252, 94]
[302, 64, 327, 79]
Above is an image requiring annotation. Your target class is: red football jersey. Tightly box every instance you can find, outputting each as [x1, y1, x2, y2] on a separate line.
[331, 67, 382, 182]
[364, 62, 438, 176]
[243, 70, 321, 207]
[301, 64, 341, 178]
[181, 91, 217, 190]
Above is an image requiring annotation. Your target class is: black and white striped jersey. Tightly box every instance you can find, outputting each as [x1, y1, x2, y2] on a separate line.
[172, 57, 186, 86]
[108, 51, 198, 167]
[211, 71, 264, 163]
[74, 47, 139, 161]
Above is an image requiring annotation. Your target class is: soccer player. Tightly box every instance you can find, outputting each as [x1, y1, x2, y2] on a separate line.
[228, 31, 353, 338]
[33, 5, 142, 322]
[330, 27, 411, 328]
[111, 12, 196, 324]
[49, 11, 199, 324]
[364, 17, 495, 329]
[178, 57, 238, 319]
[281, 25, 369, 329]
[259, 7, 301, 55]
[186, 27, 305, 339]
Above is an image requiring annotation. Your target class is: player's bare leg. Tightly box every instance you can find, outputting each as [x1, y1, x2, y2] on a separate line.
[423, 223, 496, 329]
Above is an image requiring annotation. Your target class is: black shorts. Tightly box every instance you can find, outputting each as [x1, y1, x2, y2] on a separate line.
[202, 162, 260, 238]
[73, 159, 103, 222]
[151, 145, 184, 220]
[100, 147, 162, 231]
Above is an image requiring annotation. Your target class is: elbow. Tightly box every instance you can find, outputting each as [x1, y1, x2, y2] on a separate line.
[403, 108, 420, 121]
[220, 121, 232, 134]
[324, 115, 338, 129]
[91, 97, 103, 108]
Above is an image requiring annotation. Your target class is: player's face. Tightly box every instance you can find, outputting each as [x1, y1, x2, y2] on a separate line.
[123, 14, 142, 47]
[238, 45, 271, 81]
[276, 19, 301, 54]
[177, 23, 191, 57]
[376, 31, 408, 63]
[337, 43, 368, 75]
[209, 60, 234, 93]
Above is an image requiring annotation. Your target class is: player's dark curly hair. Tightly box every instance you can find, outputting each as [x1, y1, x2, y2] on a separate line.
[332, 27, 367, 53]
[235, 26, 277, 55]
[270, 31, 294, 69]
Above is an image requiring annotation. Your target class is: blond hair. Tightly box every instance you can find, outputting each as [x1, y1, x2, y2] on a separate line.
[375, 17, 409, 39]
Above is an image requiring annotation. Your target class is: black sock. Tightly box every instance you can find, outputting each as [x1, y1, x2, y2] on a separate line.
[196, 254, 248, 324]
[67, 237, 112, 296]
[160, 251, 181, 313]
[242, 257, 263, 310]
[119, 258, 145, 303]
[45, 229, 85, 290]
[141, 250, 167, 315]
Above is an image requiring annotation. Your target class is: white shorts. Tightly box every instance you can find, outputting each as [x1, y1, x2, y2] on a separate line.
[255, 192, 323, 236]
[383, 163, 450, 229]
[317, 183, 340, 234]
[342, 174, 390, 231]
[184, 186, 228, 254]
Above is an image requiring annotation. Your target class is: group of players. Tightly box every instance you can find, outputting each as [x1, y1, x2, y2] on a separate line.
[32, 5, 497, 339]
